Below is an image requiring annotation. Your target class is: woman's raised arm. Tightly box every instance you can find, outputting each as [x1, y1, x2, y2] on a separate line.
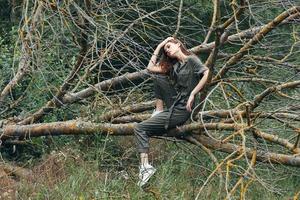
[146, 37, 173, 73]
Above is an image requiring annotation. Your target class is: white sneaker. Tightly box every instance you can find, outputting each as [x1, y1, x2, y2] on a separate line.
[151, 109, 162, 117]
[137, 165, 156, 187]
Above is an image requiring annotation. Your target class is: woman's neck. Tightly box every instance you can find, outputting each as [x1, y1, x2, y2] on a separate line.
[177, 52, 188, 63]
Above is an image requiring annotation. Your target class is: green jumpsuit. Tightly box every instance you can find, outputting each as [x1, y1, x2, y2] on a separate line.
[135, 55, 207, 153]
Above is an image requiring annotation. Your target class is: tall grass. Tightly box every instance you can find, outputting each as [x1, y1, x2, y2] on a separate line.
[14, 135, 300, 200]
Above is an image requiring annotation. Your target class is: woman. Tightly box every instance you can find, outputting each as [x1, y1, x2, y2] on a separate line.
[135, 37, 209, 187]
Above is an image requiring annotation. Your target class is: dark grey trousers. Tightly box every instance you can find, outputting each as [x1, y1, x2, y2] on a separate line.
[134, 107, 190, 153]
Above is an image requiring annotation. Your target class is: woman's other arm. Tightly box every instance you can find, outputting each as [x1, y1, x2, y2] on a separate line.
[186, 68, 209, 112]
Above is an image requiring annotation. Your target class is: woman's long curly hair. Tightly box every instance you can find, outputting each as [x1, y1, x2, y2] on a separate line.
[158, 38, 192, 74]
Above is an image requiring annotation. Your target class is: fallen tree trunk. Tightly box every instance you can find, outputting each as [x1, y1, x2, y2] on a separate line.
[1, 120, 299, 167]
[1, 120, 241, 140]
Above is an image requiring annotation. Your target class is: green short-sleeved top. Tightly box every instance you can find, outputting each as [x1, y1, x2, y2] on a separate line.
[170, 55, 207, 108]
[153, 55, 207, 110]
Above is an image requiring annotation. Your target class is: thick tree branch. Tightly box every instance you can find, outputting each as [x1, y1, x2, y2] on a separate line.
[193, 134, 300, 167]
[214, 6, 300, 80]
[190, 11, 300, 54]
[62, 70, 149, 104]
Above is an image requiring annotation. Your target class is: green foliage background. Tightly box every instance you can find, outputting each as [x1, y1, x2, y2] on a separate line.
[0, 0, 299, 199]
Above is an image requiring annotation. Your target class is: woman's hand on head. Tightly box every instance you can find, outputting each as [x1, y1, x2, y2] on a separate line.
[164, 37, 174, 42]
[158, 37, 174, 47]
[186, 94, 195, 112]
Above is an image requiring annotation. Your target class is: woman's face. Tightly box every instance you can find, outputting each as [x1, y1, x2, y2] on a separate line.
[164, 42, 181, 58]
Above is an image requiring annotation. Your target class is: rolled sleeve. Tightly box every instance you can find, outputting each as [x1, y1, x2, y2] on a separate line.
[190, 56, 208, 78]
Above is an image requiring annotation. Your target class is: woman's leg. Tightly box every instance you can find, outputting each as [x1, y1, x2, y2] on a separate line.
[134, 111, 168, 186]
[135, 110, 170, 154]
[134, 108, 190, 186]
